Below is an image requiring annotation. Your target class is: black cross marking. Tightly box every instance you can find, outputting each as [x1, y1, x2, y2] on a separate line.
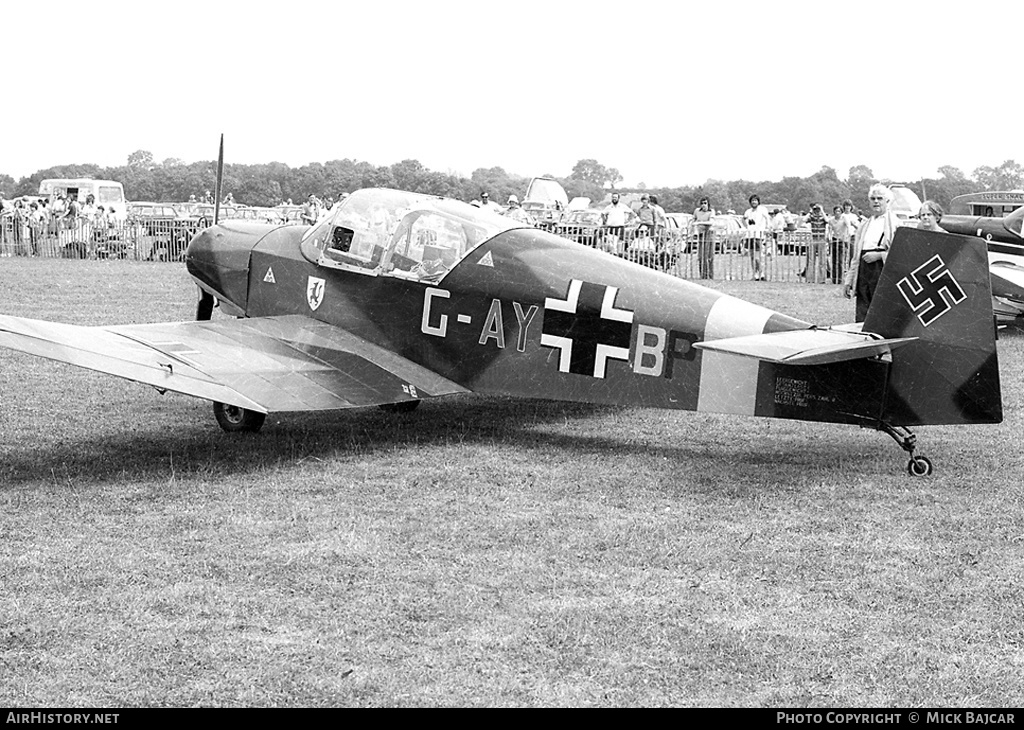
[541, 280, 633, 377]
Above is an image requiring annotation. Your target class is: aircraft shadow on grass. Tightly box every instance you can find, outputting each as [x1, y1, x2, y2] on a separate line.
[2, 394, 897, 489]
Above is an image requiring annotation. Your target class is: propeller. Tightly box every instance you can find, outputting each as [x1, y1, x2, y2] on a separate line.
[196, 133, 224, 322]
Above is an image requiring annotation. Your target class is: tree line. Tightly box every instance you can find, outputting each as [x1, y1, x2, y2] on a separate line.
[2, 150, 1021, 216]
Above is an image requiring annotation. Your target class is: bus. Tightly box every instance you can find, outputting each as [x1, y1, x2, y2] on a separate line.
[38, 178, 128, 222]
[948, 190, 1024, 217]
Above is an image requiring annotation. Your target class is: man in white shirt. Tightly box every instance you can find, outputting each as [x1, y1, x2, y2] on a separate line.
[601, 193, 633, 256]
[843, 185, 901, 322]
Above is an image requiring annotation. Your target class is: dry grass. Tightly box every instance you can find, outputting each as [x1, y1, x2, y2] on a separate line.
[1, 259, 1022, 707]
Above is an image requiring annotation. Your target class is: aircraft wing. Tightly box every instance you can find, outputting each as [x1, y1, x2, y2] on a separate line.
[0, 314, 468, 413]
[694, 328, 917, 366]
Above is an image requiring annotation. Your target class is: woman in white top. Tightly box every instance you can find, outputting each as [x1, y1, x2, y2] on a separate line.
[743, 193, 771, 280]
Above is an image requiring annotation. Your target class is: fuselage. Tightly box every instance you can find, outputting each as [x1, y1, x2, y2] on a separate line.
[183, 189, 994, 429]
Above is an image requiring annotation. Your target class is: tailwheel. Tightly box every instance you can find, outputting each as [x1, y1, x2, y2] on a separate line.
[213, 401, 266, 433]
[877, 422, 933, 476]
[907, 456, 933, 477]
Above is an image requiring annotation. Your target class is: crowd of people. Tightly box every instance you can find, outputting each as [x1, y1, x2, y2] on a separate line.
[0, 193, 122, 257]
[465, 183, 952, 323]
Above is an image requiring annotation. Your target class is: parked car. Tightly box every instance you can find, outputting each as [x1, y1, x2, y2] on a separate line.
[189, 203, 239, 227]
[233, 206, 284, 224]
[708, 214, 745, 253]
[128, 202, 181, 227]
[128, 202, 199, 262]
[275, 204, 306, 224]
[553, 209, 606, 247]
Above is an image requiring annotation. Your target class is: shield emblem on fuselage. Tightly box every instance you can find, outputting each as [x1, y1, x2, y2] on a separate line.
[307, 276, 325, 311]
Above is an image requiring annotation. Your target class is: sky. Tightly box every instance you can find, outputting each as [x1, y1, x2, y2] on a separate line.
[3, 0, 1022, 189]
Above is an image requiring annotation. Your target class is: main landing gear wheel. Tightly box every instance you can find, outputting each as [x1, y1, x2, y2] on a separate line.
[213, 401, 267, 433]
[378, 400, 421, 414]
[907, 456, 933, 477]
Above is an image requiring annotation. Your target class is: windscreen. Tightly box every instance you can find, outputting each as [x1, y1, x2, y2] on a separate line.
[303, 189, 518, 281]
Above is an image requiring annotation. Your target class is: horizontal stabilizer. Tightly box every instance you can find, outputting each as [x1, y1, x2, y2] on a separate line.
[991, 261, 1024, 303]
[694, 328, 917, 366]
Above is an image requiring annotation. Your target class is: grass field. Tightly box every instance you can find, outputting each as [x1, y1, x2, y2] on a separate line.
[1, 259, 1022, 707]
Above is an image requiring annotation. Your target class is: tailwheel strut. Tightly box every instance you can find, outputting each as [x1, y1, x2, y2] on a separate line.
[877, 422, 933, 477]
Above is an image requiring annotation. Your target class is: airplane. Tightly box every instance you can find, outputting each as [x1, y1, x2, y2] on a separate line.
[0, 188, 1003, 477]
[939, 206, 1024, 326]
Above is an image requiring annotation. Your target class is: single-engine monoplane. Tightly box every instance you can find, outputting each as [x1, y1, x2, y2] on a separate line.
[940, 205, 1024, 325]
[0, 187, 1003, 476]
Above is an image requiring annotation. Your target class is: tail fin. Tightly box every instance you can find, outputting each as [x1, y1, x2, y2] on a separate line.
[863, 227, 1002, 425]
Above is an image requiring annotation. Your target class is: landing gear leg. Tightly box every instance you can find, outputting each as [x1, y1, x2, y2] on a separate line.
[877, 422, 933, 476]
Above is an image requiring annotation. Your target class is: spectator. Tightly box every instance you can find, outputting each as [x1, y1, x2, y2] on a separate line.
[11, 200, 26, 255]
[743, 194, 771, 280]
[828, 200, 858, 284]
[601, 192, 633, 255]
[478, 192, 499, 211]
[801, 203, 829, 282]
[80, 195, 97, 256]
[301, 194, 320, 226]
[917, 201, 945, 232]
[843, 183, 902, 322]
[649, 194, 668, 230]
[503, 194, 532, 225]
[28, 202, 44, 256]
[93, 205, 109, 232]
[649, 195, 670, 269]
[49, 194, 66, 236]
[635, 194, 657, 235]
[65, 194, 80, 226]
[693, 196, 715, 279]
[769, 209, 787, 261]
[632, 194, 660, 267]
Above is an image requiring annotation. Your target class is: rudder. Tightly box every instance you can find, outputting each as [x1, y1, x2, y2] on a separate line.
[862, 227, 1002, 426]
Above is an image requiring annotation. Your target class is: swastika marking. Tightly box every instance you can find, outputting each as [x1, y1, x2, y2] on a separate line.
[896, 254, 966, 327]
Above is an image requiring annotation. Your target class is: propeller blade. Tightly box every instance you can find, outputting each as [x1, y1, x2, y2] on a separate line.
[213, 133, 224, 225]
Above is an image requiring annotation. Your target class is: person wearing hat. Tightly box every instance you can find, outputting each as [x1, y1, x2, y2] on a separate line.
[503, 194, 532, 225]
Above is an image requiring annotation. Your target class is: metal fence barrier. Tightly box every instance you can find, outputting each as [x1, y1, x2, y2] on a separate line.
[551, 224, 852, 284]
[0, 217, 207, 262]
[1, 216, 852, 284]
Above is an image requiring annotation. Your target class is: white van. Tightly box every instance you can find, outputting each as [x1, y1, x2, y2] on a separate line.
[38, 178, 128, 222]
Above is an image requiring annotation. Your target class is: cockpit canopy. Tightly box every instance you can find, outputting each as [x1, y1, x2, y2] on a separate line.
[301, 189, 520, 281]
